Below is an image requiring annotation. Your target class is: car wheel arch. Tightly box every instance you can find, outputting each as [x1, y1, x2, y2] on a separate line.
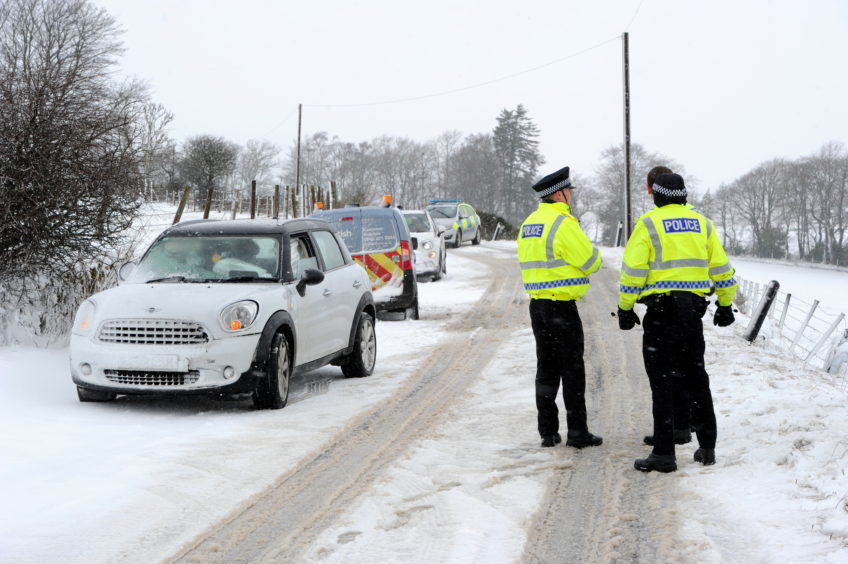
[256, 311, 297, 370]
[347, 294, 376, 350]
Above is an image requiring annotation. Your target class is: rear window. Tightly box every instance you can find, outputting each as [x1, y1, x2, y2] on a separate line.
[319, 213, 399, 253]
[403, 213, 431, 233]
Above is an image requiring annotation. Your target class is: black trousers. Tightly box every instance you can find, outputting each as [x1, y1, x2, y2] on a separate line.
[529, 299, 588, 437]
[642, 292, 717, 456]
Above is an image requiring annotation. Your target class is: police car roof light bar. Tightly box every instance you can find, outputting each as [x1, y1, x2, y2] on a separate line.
[429, 199, 461, 204]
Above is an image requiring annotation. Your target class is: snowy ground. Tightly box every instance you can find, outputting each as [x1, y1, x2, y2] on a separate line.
[0, 249, 491, 563]
[3, 229, 848, 562]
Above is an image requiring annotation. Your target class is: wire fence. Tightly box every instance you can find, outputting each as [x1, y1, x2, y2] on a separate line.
[733, 275, 848, 376]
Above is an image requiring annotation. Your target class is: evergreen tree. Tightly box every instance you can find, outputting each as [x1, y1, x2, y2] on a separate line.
[493, 104, 544, 223]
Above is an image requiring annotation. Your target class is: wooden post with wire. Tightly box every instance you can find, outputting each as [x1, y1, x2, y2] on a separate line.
[295, 103, 302, 197]
[173, 186, 191, 224]
[330, 180, 338, 209]
[202, 185, 214, 219]
[273, 184, 280, 219]
[622, 31, 632, 243]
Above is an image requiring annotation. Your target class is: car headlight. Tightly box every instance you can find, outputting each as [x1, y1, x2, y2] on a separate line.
[220, 300, 259, 332]
[72, 299, 96, 335]
[422, 241, 433, 250]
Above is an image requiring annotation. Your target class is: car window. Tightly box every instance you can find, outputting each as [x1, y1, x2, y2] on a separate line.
[459, 206, 470, 219]
[427, 205, 457, 219]
[313, 230, 346, 271]
[290, 233, 319, 279]
[404, 213, 431, 233]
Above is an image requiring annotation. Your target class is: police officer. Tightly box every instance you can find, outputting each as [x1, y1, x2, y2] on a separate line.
[518, 166, 604, 449]
[617, 172, 737, 472]
[641, 166, 694, 448]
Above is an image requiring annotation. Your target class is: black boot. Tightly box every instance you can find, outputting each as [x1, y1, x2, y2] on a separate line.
[634, 453, 677, 473]
[540, 433, 562, 448]
[565, 431, 603, 449]
[643, 429, 692, 446]
[694, 448, 716, 465]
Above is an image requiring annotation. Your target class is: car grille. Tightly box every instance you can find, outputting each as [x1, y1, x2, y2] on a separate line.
[98, 319, 209, 345]
[104, 370, 201, 386]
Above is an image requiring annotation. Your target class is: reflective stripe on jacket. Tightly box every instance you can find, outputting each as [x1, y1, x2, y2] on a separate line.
[618, 204, 737, 310]
[517, 202, 602, 301]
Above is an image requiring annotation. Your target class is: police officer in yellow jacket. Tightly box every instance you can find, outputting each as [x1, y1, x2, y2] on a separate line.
[617, 172, 737, 472]
[518, 166, 604, 448]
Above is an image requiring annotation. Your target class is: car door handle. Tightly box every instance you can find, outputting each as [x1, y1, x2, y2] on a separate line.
[323, 288, 332, 297]
[353, 280, 362, 289]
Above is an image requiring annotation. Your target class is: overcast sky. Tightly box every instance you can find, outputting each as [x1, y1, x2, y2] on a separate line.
[94, 0, 848, 193]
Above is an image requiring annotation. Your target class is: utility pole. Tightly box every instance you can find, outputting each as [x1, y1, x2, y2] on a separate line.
[295, 103, 303, 195]
[622, 31, 632, 244]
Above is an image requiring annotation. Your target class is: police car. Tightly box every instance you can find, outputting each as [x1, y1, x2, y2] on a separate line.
[69, 218, 377, 409]
[426, 200, 482, 248]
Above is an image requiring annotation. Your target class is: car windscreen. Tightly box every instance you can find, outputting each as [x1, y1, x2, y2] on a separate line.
[319, 213, 399, 253]
[403, 213, 431, 233]
[427, 205, 457, 219]
[130, 234, 281, 283]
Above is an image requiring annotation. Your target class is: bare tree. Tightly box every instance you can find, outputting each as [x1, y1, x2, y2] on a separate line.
[139, 102, 175, 199]
[179, 134, 239, 205]
[0, 0, 149, 287]
[237, 139, 280, 195]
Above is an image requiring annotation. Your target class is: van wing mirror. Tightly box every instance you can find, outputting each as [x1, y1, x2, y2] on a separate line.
[296, 268, 325, 297]
[411, 237, 418, 250]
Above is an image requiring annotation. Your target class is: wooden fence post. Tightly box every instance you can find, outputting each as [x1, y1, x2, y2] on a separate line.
[173, 186, 192, 224]
[202, 185, 214, 219]
[330, 180, 337, 209]
[273, 185, 280, 219]
[249, 180, 257, 219]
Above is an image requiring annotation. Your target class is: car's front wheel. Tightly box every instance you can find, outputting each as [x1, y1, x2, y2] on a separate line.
[253, 333, 291, 409]
[77, 386, 117, 403]
[453, 229, 462, 248]
[342, 314, 377, 378]
[472, 229, 481, 245]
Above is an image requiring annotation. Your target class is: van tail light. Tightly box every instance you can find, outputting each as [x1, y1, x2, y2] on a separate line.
[400, 240, 413, 270]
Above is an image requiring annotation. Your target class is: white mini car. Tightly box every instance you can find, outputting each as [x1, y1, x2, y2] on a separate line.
[402, 209, 447, 281]
[69, 218, 376, 410]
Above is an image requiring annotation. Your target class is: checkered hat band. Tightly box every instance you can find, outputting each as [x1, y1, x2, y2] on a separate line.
[537, 178, 572, 197]
[652, 183, 687, 197]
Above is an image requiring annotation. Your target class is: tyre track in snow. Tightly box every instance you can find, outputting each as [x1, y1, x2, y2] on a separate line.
[169, 246, 528, 564]
[522, 264, 683, 563]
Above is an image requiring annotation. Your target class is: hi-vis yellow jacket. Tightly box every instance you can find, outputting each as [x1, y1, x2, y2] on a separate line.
[518, 202, 602, 301]
[618, 204, 737, 310]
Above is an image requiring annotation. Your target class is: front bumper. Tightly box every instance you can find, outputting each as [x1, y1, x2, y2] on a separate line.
[69, 332, 265, 395]
[413, 249, 440, 275]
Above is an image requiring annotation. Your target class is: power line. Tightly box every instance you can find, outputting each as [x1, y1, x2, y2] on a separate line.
[259, 106, 298, 138]
[625, 0, 645, 30]
[303, 35, 620, 109]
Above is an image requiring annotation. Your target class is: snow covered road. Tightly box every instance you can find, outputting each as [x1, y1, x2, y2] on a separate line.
[4, 242, 848, 563]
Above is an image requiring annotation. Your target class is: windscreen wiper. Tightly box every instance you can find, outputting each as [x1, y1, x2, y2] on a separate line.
[220, 276, 279, 283]
[145, 276, 211, 283]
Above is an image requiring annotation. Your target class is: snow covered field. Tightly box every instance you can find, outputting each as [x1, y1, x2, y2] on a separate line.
[3, 232, 848, 562]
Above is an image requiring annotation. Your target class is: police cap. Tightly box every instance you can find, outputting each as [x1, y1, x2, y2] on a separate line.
[532, 166, 573, 198]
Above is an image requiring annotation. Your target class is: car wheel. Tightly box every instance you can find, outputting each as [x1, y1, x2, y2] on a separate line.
[432, 256, 443, 281]
[77, 386, 117, 402]
[472, 229, 481, 245]
[453, 229, 462, 248]
[342, 314, 377, 378]
[253, 333, 291, 409]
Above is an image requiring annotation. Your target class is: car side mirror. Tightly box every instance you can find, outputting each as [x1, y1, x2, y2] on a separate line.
[117, 262, 136, 283]
[411, 237, 418, 250]
[296, 268, 324, 297]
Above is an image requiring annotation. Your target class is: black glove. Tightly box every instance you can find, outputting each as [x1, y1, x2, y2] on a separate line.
[713, 305, 735, 327]
[618, 308, 640, 330]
